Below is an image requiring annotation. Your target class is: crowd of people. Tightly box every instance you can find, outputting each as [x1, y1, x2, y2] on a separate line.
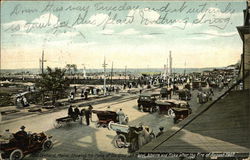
[67, 105, 93, 126]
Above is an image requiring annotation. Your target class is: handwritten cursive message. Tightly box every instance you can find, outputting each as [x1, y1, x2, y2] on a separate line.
[4, 2, 237, 35]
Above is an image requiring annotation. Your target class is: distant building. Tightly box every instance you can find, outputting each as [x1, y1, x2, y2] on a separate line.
[237, 2, 250, 89]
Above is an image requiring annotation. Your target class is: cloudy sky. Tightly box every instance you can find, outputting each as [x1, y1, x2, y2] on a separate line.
[1, 1, 246, 69]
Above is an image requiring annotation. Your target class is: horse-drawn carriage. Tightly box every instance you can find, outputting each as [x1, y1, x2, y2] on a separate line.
[54, 115, 79, 128]
[137, 93, 160, 113]
[177, 89, 191, 100]
[155, 99, 190, 114]
[0, 132, 53, 160]
[92, 110, 128, 128]
[108, 122, 155, 152]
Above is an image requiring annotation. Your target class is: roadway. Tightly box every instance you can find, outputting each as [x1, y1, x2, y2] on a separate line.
[0, 86, 226, 160]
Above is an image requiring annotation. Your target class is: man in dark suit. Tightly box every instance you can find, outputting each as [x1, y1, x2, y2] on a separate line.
[14, 126, 28, 148]
[68, 105, 74, 117]
[85, 109, 91, 126]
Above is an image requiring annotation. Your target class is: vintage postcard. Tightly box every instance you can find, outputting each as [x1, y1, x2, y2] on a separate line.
[0, 0, 249, 160]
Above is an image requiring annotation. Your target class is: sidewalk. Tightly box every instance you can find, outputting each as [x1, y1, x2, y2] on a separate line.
[0, 86, 158, 124]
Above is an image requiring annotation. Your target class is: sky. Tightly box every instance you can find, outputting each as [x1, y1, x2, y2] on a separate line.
[0, 1, 247, 69]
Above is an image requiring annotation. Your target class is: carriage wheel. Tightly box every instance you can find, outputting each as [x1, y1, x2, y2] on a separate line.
[42, 139, 53, 151]
[9, 149, 23, 160]
[114, 134, 127, 148]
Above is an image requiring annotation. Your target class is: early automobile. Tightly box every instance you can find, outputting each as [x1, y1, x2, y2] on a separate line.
[0, 132, 53, 160]
[92, 110, 128, 128]
[177, 89, 192, 100]
[168, 107, 192, 124]
[155, 99, 190, 114]
[108, 122, 155, 152]
[137, 93, 160, 113]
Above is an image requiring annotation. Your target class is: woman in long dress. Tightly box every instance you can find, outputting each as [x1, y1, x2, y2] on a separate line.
[135, 123, 150, 149]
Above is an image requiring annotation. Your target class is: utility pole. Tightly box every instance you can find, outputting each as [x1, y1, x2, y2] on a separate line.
[124, 65, 127, 84]
[40, 50, 46, 74]
[184, 60, 186, 76]
[110, 62, 113, 87]
[39, 50, 46, 106]
[0, 49, 1, 77]
[169, 50, 172, 76]
[102, 57, 108, 95]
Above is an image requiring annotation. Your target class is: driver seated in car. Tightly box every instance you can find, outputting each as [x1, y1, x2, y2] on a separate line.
[15, 126, 28, 138]
[14, 126, 29, 147]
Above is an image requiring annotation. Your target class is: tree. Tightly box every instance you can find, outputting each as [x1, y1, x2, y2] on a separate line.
[66, 64, 77, 75]
[36, 67, 69, 105]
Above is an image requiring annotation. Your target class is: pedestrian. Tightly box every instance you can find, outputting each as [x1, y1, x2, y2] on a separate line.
[85, 108, 91, 126]
[84, 91, 88, 100]
[74, 106, 80, 121]
[74, 86, 77, 94]
[88, 105, 93, 121]
[23, 96, 29, 107]
[81, 89, 84, 98]
[80, 108, 85, 125]
[134, 123, 150, 149]
[116, 108, 125, 124]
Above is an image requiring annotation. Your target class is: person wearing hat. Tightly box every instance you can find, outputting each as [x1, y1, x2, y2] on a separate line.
[15, 126, 28, 139]
[116, 108, 125, 124]
[156, 127, 164, 137]
[14, 126, 28, 148]
[68, 105, 74, 118]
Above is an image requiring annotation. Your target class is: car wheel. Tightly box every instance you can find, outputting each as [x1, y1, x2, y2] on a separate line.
[9, 149, 23, 160]
[43, 139, 53, 151]
[114, 134, 127, 148]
